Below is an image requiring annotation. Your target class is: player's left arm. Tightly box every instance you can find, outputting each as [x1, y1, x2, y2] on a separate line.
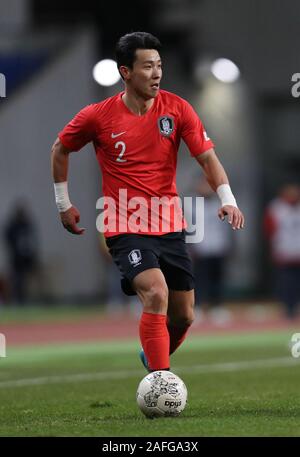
[195, 148, 245, 230]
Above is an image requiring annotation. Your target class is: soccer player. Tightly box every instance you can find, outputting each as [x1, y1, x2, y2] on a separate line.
[51, 32, 245, 372]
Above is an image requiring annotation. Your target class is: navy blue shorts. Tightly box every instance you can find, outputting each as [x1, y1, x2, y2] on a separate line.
[105, 231, 195, 296]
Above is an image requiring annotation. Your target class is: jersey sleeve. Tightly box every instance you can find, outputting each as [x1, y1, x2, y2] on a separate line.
[180, 100, 214, 157]
[58, 104, 97, 152]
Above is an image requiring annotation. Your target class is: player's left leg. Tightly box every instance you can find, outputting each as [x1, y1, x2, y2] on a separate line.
[167, 289, 194, 355]
[158, 231, 195, 355]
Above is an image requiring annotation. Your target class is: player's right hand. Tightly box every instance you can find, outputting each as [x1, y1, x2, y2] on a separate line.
[60, 206, 85, 235]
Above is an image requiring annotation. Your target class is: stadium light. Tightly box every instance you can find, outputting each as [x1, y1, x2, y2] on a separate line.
[211, 58, 240, 83]
[92, 59, 121, 87]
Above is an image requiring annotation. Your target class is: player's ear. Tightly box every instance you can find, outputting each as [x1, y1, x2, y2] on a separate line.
[119, 65, 131, 81]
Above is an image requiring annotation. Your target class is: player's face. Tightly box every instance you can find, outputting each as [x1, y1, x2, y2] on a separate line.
[128, 49, 162, 99]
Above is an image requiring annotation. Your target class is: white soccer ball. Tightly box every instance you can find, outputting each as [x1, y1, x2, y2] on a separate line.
[136, 370, 187, 418]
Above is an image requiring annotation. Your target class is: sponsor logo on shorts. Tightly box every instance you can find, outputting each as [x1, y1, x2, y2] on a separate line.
[128, 249, 142, 266]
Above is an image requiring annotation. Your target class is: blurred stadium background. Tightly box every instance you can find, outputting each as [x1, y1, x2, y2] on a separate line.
[0, 0, 300, 318]
[1, 0, 300, 307]
[0, 0, 300, 437]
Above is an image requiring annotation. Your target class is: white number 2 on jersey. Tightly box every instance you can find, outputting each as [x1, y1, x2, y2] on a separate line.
[115, 141, 127, 162]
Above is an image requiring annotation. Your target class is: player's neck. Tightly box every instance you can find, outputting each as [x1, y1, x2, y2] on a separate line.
[122, 89, 154, 116]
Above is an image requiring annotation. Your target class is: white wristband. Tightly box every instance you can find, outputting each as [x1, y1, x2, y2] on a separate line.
[217, 184, 237, 208]
[54, 182, 72, 213]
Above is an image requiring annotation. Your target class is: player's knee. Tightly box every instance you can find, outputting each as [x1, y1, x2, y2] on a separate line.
[185, 305, 195, 327]
[182, 314, 194, 327]
[174, 314, 194, 328]
[144, 284, 168, 314]
[169, 308, 194, 328]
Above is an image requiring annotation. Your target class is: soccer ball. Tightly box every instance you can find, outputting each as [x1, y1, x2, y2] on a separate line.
[136, 370, 187, 418]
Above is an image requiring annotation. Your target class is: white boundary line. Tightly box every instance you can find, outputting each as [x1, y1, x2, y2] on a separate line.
[0, 356, 298, 389]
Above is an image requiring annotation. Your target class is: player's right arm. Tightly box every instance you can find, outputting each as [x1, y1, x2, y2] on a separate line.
[51, 104, 97, 235]
[51, 138, 85, 235]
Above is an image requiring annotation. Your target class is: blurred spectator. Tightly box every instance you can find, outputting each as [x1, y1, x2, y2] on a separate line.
[3, 203, 39, 304]
[264, 184, 300, 319]
[188, 178, 233, 324]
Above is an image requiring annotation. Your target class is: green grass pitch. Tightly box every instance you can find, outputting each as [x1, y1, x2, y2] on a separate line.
[0, 331, 300, 436]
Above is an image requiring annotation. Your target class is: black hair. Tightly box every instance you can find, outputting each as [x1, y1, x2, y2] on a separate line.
[116, 32, 161, 75]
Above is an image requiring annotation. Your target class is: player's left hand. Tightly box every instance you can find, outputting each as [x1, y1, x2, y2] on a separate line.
[218, 205, 245, 230]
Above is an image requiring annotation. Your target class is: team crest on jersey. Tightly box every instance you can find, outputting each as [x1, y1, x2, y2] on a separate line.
[158, 116, 174, 137]
[128, 249, 142, 266]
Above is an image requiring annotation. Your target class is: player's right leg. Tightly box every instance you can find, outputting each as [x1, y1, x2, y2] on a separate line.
[132, 268, 170, 371]
[105, 234, 170, 371]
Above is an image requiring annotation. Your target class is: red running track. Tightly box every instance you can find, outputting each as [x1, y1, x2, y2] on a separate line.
[1, 314, 300, 346]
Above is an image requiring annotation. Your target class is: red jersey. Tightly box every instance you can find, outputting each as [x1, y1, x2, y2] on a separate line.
[58, 90, 214, 237]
